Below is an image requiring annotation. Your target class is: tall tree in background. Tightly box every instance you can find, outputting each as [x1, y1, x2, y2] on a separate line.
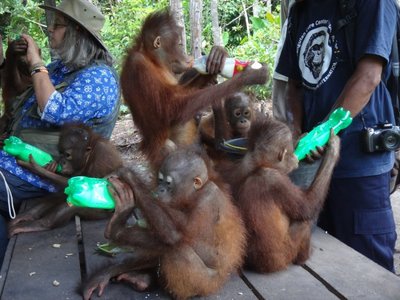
[253, 0, 260, 17]
[170, 0, 187, 52]
[190, 0, 203, 58]
[265, 0, 272, 13]
[210, 0, 221, 46]
[242, 0, 251, 38]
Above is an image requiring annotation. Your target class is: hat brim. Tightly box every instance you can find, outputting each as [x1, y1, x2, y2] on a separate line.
[39, 4, 108, 51]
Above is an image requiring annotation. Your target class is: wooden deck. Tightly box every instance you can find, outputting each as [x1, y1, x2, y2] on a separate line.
[1, 211, 400, 300]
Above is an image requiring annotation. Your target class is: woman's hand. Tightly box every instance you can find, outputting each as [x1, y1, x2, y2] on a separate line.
[20, 34, 43, 69]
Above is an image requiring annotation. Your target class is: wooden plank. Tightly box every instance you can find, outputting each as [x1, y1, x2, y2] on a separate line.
[0, 199, 29, 295]
[80, 219, 257, 299]
[242, 266, 339, 300]
[306, 227, 400, 299]
[0, 231, 17, 294]
[0, 221, 82, 300]
[196, 274, 257, 300]
[80, 218, 167, 299]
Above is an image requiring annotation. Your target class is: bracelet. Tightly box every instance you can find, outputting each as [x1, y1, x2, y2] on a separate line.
[0, 58, 5, 70]
[29, 62, 45, 73]
[30, 66, 48, 76]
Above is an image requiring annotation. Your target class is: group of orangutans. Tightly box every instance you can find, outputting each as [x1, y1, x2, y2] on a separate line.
[0, 9, 341, 300]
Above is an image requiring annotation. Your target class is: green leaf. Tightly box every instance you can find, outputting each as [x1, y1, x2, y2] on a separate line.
[222, 31, 230, 45]
[250, 17, 266, 30]
[266, 12, 276, 24]
[239, 36, 248, 45]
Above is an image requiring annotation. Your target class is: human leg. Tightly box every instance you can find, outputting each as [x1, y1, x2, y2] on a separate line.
[318, 172, 397, 272]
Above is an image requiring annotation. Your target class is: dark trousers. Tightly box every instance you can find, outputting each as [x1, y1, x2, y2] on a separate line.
[0, 168, 49, 266]
[318, 172, 397, 272]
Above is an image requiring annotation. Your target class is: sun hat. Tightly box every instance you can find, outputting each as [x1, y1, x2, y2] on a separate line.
[39, 0, 108, 50]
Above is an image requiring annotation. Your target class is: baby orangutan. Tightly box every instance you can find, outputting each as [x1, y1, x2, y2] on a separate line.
[220, 117, 340, 272]
[8, 123, 122, 236]
[0, 38, 32, 134]
[83, 148, 246, 300]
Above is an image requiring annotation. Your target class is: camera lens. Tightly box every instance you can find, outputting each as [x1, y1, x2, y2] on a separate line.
[381, 131, 400, 151]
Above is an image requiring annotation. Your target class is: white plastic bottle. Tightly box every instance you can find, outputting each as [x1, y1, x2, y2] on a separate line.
[192, 56, 262, 78]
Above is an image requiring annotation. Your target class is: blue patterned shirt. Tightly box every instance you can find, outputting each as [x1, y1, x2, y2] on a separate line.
[0, 60, 120, 191]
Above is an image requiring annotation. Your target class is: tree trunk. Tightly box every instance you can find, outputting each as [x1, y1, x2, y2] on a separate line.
[253, 0, 260, 17]
[189, 0, 203, 58]
[210, 0, 221, 46]
[170, 0, 187, 53]
[266, 0, 272, 13]
[241, 1, 251, 39]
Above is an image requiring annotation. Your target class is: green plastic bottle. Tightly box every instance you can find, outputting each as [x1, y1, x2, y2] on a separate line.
[294, 107, 352, 161]
[3, 136, 62, 172]
[65, 176, 115, 210]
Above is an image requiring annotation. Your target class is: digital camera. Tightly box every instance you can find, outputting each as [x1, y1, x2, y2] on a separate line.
[361, 123, 400, 152]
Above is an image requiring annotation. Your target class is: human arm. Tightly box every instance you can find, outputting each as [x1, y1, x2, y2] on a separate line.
[287, 77, 326, 161]
[21, 33, 119, 122]
[287, 78, 304, 141]
[290, 56, 384, 161]
[330, 55, 384, 118]
[40, 64, 119, 125]
[333, 0, 395, 117]
[21, 34, 55, 112]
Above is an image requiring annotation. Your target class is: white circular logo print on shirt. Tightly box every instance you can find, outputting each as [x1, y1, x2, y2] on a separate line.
[298, 21, 337, 90]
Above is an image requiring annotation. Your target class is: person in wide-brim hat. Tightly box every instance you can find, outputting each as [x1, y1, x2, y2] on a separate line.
[0, 0, 120, 271]
[40, 0, 108, 51]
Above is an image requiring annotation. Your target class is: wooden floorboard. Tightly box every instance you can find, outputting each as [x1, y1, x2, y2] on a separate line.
[80, 219, 257, 300]
[306, 227, 400, 300]
[195, 274, 257, 300]
[0, 200, 28, 296]
[80, 219, 169, 299]
[0, 231, 17, 295]
[0, 221, 81, 300]
[2, 212, 400, 300]
[242, 266, 339, 300]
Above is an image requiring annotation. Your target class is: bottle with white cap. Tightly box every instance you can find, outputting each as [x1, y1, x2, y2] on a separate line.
[192, 56, 262, 78]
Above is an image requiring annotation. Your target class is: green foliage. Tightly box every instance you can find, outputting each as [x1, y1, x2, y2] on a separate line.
[216, 0, 246, 47]
[101, 0, 168, 72]
[1, 0, 51, 63]
[229, 11, 281, 100]
[119, 103, 130, 115]
[0, 0, 51, 113]
[200, 0, 281, 99]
